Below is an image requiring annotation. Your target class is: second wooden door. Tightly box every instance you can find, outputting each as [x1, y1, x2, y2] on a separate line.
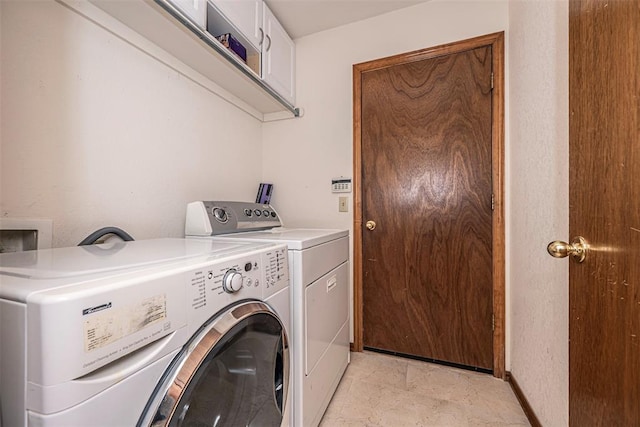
[568, 0, 640, 424]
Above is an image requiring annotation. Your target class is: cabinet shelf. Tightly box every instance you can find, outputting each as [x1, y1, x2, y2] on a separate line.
[87, 0, 300, 118]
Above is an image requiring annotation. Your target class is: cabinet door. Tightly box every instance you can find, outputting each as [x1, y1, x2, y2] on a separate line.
[169, 0, 207, 28]
[211, 0, 263, 50]
[262, 4, 295, 104]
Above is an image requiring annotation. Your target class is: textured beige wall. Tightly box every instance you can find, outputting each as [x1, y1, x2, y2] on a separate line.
[509, 1, 569, 425]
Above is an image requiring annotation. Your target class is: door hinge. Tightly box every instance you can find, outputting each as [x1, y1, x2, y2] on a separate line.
[490, 72, 494, 90]
[491, 193, 495, 211]
[492, 313, 495, 331]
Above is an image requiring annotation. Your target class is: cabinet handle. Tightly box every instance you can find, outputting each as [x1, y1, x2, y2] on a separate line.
[265, 34, 272, 52]
[258, 28, 264, 46]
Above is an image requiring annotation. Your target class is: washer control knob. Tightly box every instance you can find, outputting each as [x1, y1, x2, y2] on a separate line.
[212, 208, 228, 223]
[222, 269, 243, 293]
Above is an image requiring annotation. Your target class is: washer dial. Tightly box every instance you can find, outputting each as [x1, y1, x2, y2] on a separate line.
[222, 269, 243, 293]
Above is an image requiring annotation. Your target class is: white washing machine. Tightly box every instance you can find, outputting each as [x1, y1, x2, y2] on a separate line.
[0, 238, 291, 427]
[186, 201, 350, 427]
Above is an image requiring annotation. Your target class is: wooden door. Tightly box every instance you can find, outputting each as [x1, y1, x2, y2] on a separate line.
[568, 0, 640, 424]
[358, 41, 495, 370]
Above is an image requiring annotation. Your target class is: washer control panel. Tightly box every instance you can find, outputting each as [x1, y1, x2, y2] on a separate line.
[185, 201, 281, 236]
[186, 245, 289, 321]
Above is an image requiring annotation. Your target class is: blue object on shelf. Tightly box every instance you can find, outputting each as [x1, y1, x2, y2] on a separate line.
[215, 33, 247, 63]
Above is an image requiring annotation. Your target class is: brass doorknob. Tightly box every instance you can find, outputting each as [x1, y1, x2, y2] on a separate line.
[365, 220, 376, 231]
[547, 236, 588, 263]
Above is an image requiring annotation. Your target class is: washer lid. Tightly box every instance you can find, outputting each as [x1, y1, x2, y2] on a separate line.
[212, 228, 348, 250]
[0, 238, 260, 280]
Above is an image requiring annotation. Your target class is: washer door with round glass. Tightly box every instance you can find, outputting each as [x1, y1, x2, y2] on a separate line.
[139, 301, 289, 427]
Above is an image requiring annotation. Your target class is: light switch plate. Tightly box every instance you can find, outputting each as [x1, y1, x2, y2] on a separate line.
[339, 197, 349, 212]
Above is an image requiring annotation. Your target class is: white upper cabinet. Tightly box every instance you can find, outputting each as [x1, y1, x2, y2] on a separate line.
[206, 1, 262, 77]
[262, 4, 295, 104]
[170, 0, 207, 28]
[210, 0, 263, 50]
[208, 0, 295, 104]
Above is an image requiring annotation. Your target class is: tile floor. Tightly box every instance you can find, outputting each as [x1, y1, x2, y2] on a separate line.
[319, 351, 530, 427]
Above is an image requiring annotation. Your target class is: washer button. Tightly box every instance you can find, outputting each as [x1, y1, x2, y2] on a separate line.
[254, 209, 262, 216]
[244, 262, 252, 272]
[263, 210, 270, 217]
[244, 208, 252, 217]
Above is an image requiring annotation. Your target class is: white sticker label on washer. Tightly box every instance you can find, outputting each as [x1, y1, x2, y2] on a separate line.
[84, 294, 167, 352]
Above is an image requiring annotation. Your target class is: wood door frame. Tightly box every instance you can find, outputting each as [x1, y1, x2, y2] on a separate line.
[352, 32, 506, 378]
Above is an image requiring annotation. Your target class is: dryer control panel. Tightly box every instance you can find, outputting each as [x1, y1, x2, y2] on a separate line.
[185, 201, 282, 236]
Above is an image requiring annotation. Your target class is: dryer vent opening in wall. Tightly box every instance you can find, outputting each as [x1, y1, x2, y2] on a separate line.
[0, 230, 38, 253]
[0, 219, 53, 253]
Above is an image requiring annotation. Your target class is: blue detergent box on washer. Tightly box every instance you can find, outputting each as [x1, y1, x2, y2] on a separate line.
[215, 33, 247, 63]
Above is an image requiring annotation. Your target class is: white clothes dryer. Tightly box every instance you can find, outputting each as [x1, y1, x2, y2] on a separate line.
[186, 201, 350, 427]
[0, 238, 290, 427]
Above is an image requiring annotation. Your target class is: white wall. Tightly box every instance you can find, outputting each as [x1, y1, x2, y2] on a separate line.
[509, 1, 569, 425]
[0, 0, 263, 248]
[262, 0, 509, 350]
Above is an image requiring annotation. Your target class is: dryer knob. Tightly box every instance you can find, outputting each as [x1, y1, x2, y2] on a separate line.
[212, 207, 228, 223]
[223, 269, 243, 293]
